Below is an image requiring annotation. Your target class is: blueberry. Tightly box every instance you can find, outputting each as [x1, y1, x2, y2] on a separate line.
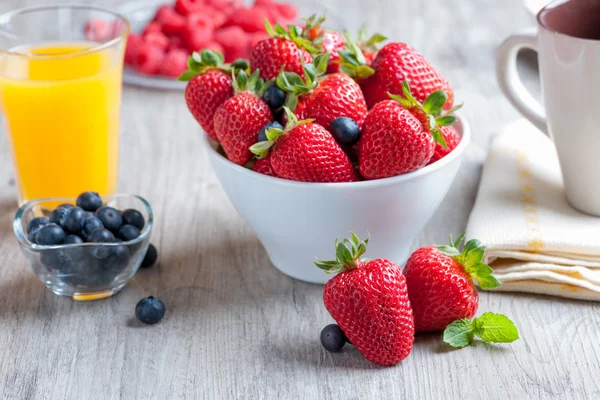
[84, 211, 94, 219]
[59, 206, 86, 234]
[135, 296, 166, 325]
[49, 207, 69, 224]
[329, 117, 361, 147]
[87, 228, 115, 243]
[140, 244, 158, 268]
[95, 207, 123, 231]
[35, 223, 66, 246]
[57, 203, 74, 210]
[101, 245, 130, 273]
[117, 224, 141, 242]
[64, 235, 84, 245]
[76, 191, 103, 212]
[263, 84, 286, 110]
[41, 249, 75, 272]
[258, 121, 284, 142]
[82, 216, 104, 241]
[320, 324, 347, 352]
[27, 217, 49, 242]
[121, 209, 145, 231]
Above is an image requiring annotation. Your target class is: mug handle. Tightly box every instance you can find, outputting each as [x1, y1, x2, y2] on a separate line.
[496, 29, 548, 135]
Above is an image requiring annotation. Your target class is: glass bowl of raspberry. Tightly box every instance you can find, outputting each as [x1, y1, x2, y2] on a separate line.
[13, 194, 153, 301]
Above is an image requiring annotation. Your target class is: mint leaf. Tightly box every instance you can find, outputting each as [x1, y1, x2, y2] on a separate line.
[443, 319, 475, 348]
[476, 313, 519, 343]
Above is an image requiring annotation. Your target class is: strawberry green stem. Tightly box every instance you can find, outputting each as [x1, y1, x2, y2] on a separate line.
[315, 232, 370, 274]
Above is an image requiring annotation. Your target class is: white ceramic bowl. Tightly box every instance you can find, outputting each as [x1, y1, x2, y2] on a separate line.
[202, 113, 471, 284]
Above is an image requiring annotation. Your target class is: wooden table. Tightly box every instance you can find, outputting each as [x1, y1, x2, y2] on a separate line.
[1, 0, 599, 399]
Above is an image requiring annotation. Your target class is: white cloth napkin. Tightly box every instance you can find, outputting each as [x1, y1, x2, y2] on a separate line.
[466, 119, 600, 301]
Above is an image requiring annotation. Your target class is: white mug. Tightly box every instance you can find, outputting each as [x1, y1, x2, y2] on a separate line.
[496, 0, 600, 216]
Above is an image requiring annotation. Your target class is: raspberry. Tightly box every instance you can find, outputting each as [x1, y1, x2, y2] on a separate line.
[175, 0, 205, 16]
[135, 43, 165, 75]
[183, 13, 214, 51]
[158, 7, 186, 35]
[153, 5, 173, 24]
[203, 41, 225, 54]
[247, 32, 270, 53]
[143, 31, 170, 52]
[275, 3, 298, 20]
[206, 0, 243, 11]
[159, 48, 189, 77]
[168, 36, 185, 51]
[143, 21, 162, 36]
[214, 26, 248, 62]
[84, 19, 112, 42]
[224, 7, 269, 33]
[125, 33, 144, 65]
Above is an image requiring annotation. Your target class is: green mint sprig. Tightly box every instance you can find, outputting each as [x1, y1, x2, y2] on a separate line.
[443, 312, 519, 348]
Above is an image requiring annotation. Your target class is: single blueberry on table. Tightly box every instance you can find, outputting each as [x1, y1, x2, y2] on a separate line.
[117, 224, 141, 242]
[263, 84, 286, 110]
[64, 235, 84, 245]
[258, 121, 284, 142]
[35, 223, 66, 246]
[60, 206, 86, 234]
[329, 117, 361, 147]
[76, 191, 103, 212]
[87, 228, 115, 243]
[27, 217, 49, 242]
[121, 209, 145, 231]
[135, 296, 166, 325]
[82, 216, 104, 241]
[95, 207, 123, 231]
[320, 324, 347, 352]
[49, 207, 69, 225]
[140, 244, 158, 268]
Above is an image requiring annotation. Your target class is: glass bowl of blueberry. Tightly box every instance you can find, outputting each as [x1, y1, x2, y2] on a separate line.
[13, 192, 153, 300]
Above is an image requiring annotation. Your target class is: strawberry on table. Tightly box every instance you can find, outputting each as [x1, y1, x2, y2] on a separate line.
[213, 70, 273, 165]
[404, 233, 502, 332]
[315, 233, 414, 366]
[178, 50, 237, 141]
[276, 54, 368, 130]
[250, 108, 358, 182]
[358, 81, 460, 179]
[249, 21, 318, 81]
[359, 42, 454, 109]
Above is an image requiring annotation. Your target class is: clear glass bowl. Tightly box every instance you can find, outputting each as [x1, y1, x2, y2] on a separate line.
[13, 194, 153, 301]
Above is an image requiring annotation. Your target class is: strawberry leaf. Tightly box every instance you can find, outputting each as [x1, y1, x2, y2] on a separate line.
[477, 274, 502, 290]
[436, 115, 456, 126]
[431, 127, 448, 148]
[443, 319, 475, 348]
[314, 232, 369, 272]
[249, 141, 275, 159]
[476, 313, 519, 343]
[422, 91, 447, 116]
[437, 245, 460, 257]
[177, 70, 197, 81]
[366, 33, 387, 47]
[264, 18, 277, 37]
[356, 65, 375, 79]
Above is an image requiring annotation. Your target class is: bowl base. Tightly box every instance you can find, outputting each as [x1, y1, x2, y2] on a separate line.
[49, 282, 127, 301]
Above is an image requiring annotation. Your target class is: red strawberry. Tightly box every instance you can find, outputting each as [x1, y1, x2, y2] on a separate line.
[302, 15, 345, 73]
[358, 82, 460, 179]
[250, 109, 357, 182]
[252, 153, 278, 177]
[179, 50, 235, 140]
[404, 233, 501, 332]
[213, 70, 273, 165]
[428, 126, 461, 165]
[249, 21, 317, 81]
[315, 233, 414, 366]
[276, 54, 368, 130]
[360, 42, 454, 109]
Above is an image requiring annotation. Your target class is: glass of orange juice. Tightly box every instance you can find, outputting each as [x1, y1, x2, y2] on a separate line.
[0, 5, 129, 204]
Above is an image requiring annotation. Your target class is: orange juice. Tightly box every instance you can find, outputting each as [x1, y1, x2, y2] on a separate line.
[0, 42, 123, 203]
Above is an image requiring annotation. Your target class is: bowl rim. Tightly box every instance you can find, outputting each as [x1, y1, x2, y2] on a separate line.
[13, 193, 153, 251]
[202, 112, 471, 189]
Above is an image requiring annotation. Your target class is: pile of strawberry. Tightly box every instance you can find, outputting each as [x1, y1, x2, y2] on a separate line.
[181, 15, 463, 182]
[124, 0, 298, 77]
[316, 233, 519, 366]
